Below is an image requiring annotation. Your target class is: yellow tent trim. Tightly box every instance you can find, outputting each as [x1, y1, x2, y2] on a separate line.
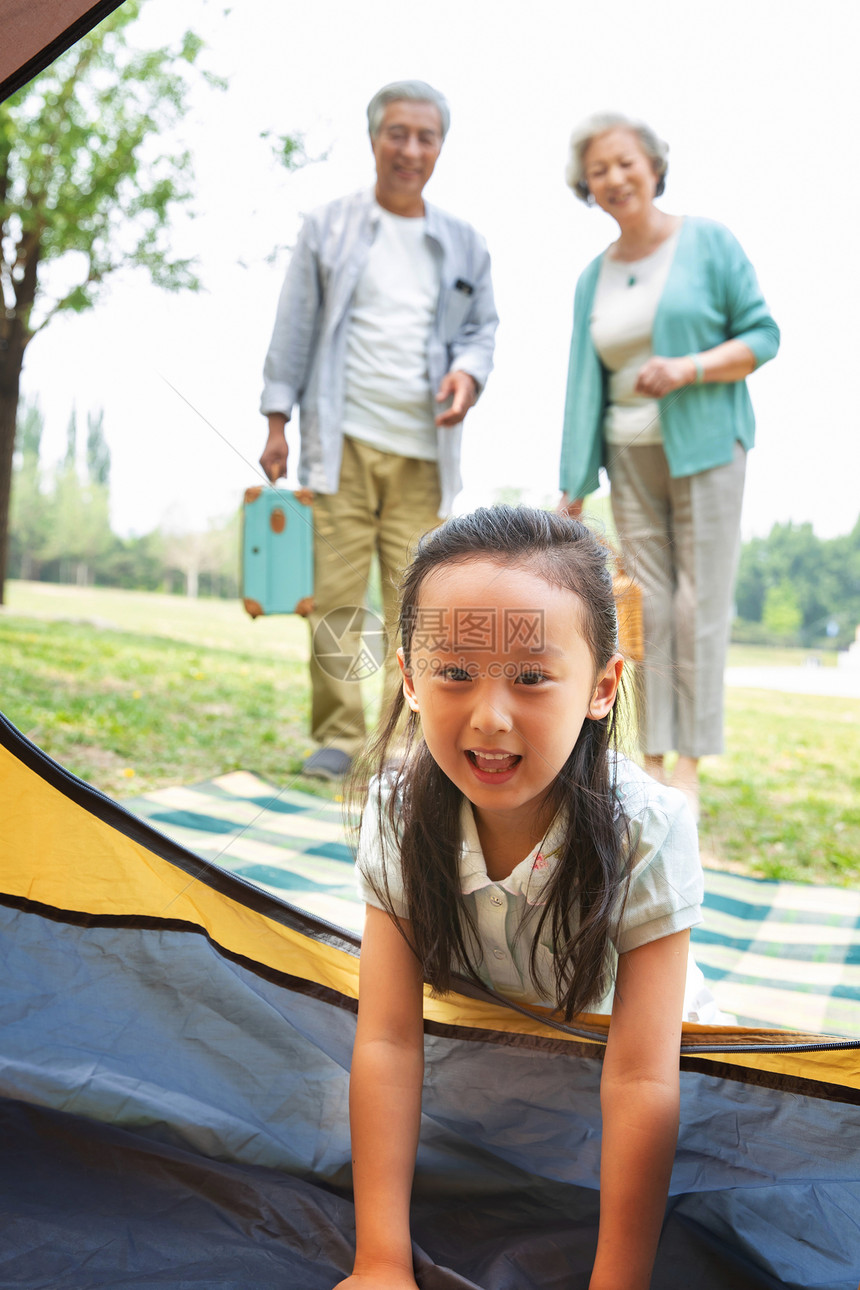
[4, 740, 856, 1095]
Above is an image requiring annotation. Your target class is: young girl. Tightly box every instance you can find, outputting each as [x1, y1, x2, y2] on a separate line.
[335, 506, 708, 1290]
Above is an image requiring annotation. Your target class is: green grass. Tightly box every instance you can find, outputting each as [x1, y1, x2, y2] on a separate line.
[5, 579, 309, 658]
[699, 690, 860, 886]
[726, 643, 840, 669]
[2, 580, 858, 885]
[0, 581, 338, 801]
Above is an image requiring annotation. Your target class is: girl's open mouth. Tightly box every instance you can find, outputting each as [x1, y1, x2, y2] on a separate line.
[466, 750, 521, 774]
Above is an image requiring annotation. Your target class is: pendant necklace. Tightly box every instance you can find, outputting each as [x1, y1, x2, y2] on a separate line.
[627, 273, 636, 287]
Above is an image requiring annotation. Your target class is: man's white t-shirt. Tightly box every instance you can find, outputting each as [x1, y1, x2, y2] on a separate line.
[342, 206, 440, 461]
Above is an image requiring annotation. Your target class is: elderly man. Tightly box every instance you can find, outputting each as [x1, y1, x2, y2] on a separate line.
[260, 80, 498, 780]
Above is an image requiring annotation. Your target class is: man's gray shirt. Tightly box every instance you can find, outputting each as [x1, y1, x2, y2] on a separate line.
[261, 187, 498, 515]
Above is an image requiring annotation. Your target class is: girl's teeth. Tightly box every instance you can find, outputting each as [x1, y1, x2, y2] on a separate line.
[471, 751, 519, 772]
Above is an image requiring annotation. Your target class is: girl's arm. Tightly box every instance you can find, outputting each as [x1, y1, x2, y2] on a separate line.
[589, 929, 690, 1290]
[334, 904, 426, 1290]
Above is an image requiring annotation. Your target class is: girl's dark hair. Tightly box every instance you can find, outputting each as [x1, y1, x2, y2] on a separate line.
[352, 505, 631, 1022]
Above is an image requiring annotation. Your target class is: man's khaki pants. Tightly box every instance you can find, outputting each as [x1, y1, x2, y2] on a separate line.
[308, 435, 442, 758]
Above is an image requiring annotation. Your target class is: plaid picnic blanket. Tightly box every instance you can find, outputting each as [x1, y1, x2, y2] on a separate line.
[127, 771, 860, 1039]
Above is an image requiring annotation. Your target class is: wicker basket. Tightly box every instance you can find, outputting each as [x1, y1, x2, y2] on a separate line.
[612, 551, 644, 663]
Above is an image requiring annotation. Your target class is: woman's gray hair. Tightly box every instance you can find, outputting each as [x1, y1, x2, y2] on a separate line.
[367, 81, 450, 140]
[565, 112, 669, 203]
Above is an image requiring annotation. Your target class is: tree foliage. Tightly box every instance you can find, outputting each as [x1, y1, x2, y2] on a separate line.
[734, 518, 860, 646]
[0, 0, 222, 601]
[86, 409, 111, 487]
[8, 398, 50, 579]
[8, 398, 238, 596]
[761, 581, 803, 638]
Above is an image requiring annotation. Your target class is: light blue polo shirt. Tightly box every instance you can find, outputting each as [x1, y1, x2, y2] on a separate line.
[356, 755, 706, 1015]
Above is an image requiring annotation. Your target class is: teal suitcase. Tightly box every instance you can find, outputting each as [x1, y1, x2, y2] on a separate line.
[241, 486, 314, 618]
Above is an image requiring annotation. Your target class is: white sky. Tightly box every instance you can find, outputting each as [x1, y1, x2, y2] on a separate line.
[18, 0, 860, 539]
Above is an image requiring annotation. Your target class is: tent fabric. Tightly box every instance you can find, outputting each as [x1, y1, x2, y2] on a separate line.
[1, 710, 859, 1289]
[126, 770, 860, 1038]
[0, 0, 125, 102]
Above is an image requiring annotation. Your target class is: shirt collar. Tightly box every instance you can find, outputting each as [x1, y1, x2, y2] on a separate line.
[366, 187, 435, 229]
[457, 800, 565, 907]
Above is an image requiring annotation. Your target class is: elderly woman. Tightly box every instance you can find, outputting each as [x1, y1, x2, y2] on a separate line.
[559, 112, 779, 813]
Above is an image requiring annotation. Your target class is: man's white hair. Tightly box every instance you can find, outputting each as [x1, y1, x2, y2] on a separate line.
[367, 80, 450, 140]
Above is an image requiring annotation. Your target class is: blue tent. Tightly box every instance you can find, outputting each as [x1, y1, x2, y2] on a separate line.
[1, 710, 858, 1289]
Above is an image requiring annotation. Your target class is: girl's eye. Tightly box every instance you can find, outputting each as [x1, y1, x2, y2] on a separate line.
[438, 665, 473, 681]
[517, 670, 547, 687]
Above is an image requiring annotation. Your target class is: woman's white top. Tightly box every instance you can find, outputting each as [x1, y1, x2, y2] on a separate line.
[356, 754, 721, 1020]
[590, 226, 682, 447]
[342, 205, 440, 461]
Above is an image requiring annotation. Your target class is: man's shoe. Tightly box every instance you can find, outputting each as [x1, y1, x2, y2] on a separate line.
[301, 748, 353, 781]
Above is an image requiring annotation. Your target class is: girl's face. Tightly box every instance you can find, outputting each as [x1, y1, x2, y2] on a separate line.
[400, 558, 621, 840]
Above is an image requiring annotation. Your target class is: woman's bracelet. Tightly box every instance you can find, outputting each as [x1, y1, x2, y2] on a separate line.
[686, 354, 705, 385]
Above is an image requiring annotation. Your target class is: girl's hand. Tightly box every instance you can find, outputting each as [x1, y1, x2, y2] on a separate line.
[344, 908, 426, 1290]
[591, 930, 690, 1288]
[333, 1271, 419, 1289]
[634, 355, 695, 397]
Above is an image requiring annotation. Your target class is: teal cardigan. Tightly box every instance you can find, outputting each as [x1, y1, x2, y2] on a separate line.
[559, 217, 780, 499]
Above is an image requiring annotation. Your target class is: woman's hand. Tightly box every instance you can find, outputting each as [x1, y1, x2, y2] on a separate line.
[636, 339, 758, 397]
[634, 355, 695, 398]
[557, 492, 584, 519]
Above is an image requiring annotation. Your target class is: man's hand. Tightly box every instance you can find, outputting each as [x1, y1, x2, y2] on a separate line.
[260, 412, 289, 482]
[435, 370, 478, 427]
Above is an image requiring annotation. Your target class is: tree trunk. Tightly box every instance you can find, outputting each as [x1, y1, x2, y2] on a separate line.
[0, 344, 26, 605]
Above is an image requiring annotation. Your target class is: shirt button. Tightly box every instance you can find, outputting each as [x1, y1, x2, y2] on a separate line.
[490, 894, 503, 907]
[493, 948, 505, 960]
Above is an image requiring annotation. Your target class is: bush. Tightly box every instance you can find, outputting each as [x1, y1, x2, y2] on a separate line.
[731, 618, 800, 648]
